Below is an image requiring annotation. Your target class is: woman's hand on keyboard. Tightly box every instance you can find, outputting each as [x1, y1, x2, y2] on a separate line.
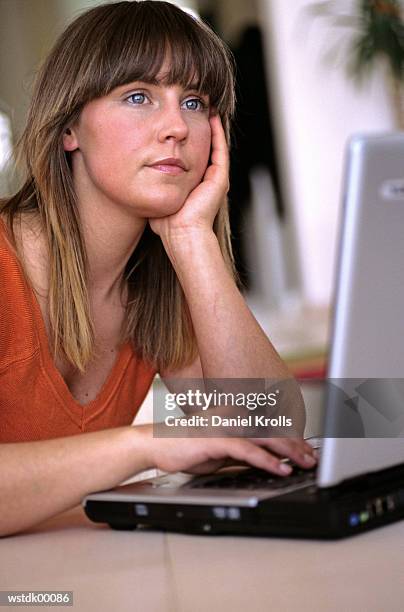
[144, 429, 317, 476]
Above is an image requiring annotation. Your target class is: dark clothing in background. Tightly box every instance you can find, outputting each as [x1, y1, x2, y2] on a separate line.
[229, 25, 284, 288]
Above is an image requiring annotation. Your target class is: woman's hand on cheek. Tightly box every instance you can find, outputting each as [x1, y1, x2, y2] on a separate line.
[148, 114, 229, 245]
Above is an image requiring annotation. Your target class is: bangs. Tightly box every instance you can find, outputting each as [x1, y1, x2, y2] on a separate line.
[70, 1, 234, 117]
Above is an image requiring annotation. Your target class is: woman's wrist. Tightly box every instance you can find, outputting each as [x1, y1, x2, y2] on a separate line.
[126, 423, 155, 472]
[160, 228, 219, 267]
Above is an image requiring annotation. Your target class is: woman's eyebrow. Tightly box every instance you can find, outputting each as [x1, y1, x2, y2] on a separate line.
[115, 80, 208, 96]
[183, 84, 210, 99]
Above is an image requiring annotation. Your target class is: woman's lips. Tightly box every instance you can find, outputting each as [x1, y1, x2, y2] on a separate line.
[148, 164, 185, 176]
[147, 157, 187, 176]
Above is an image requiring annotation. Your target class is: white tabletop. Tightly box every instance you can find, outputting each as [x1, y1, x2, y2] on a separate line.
[2, 504, 404, 612]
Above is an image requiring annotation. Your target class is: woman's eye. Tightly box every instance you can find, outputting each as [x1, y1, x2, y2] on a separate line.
[127, 92, 148, 105]
[182, 98, 206, 111]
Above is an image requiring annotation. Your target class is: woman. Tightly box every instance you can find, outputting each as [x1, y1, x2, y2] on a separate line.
[0, 0, 316, 536]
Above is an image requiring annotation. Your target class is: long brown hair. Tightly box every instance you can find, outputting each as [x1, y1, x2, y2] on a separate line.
[0, 0, 236, 373]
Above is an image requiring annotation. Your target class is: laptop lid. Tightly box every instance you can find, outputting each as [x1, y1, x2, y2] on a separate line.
[318, 133, 404, 487]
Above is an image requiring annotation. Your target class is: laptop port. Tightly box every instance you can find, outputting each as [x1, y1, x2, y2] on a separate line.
[384, 496, 395, 512]
[372, 498, 383, 516]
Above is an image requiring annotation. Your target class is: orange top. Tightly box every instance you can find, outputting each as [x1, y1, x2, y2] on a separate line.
[0, 218, 156, 443]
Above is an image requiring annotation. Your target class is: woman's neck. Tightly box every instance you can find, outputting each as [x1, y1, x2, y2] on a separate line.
[73, 175, 147, 299]
[79, 206, 146, 300]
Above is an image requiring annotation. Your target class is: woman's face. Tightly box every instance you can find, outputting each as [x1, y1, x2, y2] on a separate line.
[63, 77, 212, 218]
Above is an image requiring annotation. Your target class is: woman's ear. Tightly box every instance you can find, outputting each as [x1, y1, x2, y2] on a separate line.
[63, 127, 79, 152]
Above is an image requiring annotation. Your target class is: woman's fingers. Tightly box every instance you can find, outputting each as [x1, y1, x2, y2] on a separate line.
[151, 434, 317, 478]
[209, 114, 229, 168]
[204, 114, 229, 189]
[253, 437, 317, 469]
[211, 439, 294, 476]
[205, 437, 317, 477]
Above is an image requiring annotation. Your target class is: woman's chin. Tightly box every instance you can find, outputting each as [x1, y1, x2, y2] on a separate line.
[136, 196, 187, 219]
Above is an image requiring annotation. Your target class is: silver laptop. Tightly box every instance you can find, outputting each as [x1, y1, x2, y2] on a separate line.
[83, 134, 404, 538]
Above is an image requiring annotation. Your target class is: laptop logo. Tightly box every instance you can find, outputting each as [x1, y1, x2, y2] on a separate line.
[380, 179, 404, 200]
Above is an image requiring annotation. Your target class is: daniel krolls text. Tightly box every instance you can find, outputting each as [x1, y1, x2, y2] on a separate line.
[165, 414, 293, 427]
[163, 389, 292, 428]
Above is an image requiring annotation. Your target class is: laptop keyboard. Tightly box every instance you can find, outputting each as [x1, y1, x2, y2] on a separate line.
[190, 465, 316, 491]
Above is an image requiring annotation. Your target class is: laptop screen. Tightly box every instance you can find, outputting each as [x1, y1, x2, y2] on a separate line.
[318, 134, 404, 487]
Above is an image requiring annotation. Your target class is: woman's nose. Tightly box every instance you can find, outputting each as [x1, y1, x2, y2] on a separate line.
[157, 106, 189, 143]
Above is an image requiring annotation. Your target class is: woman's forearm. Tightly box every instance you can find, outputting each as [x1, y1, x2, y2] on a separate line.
[163, 230, 306, 435]
[163, 230, 291, 380]
[0, 425, 153, 537]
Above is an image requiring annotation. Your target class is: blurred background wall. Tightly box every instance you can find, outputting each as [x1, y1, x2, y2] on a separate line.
[260, 0, 393, 306]
[0, 0, 397, 377]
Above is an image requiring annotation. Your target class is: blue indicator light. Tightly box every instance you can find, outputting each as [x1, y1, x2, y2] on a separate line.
[228, 507, 241, 520]
[213, 507, 226, 519]
[349, 513, 359, 527]
[135, 503, 148, 516]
